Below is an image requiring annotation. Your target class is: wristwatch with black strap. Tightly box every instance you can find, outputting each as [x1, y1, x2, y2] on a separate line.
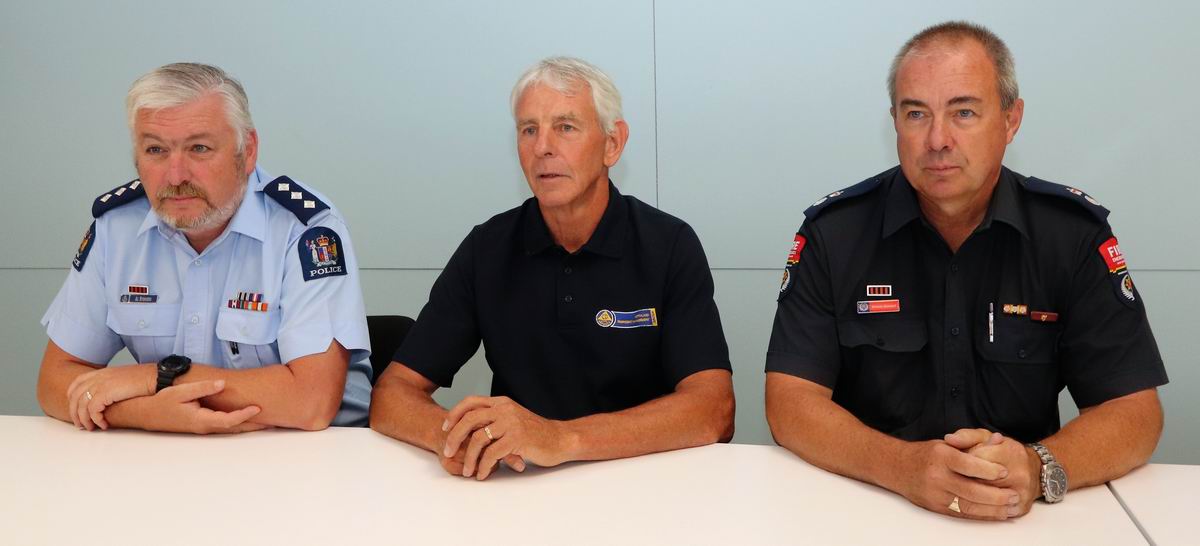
[1028, 442, 1068, 503]
[156, 354, 192, 393]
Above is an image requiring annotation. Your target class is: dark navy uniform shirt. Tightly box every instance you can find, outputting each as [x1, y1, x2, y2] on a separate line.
[767, 166, 1167, 442]
[397, 182, 731, 421]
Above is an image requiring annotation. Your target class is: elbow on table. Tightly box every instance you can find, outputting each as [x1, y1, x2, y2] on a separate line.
[294, 395, 341, 431]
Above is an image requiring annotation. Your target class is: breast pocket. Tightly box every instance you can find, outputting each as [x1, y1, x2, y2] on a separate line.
[975, 314, 1063, 436]
[836, 317, 929, 432]
[215, 308, 281, 368]
[106, 304, 180, 363]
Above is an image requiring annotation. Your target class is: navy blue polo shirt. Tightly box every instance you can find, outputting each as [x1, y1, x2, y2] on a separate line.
[767, 166, 1167, 442]
[397, 182, 731, 420]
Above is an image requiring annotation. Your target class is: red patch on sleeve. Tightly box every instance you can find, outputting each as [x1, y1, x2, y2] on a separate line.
[1098, 237, 1126, 273]
[786, 234, 807, 265]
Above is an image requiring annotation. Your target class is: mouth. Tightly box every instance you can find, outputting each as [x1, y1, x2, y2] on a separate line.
[924, 165, 961, 175]
[536, 173, 567, 181]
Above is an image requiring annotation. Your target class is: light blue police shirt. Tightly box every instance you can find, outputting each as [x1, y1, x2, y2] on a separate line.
[41, 167, 372, 426]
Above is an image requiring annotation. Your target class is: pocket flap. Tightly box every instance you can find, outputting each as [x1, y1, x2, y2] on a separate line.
[837, 318, 928, 352]
[216, 308, 280, 344]
[106, 304, 180, 336]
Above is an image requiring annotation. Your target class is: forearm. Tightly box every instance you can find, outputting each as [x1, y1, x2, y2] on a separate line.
[1042, 389, 1162, 489]
[369, 374, 448, 453]
[102, 395, 172, 431]
[37, 359, 103, 423]
[765, 374, 913, 493]
[176, 363, 342, 430]
[558, 373, 734, 463]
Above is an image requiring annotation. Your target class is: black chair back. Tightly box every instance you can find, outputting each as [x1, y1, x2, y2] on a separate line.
[366, 315, 415, 386]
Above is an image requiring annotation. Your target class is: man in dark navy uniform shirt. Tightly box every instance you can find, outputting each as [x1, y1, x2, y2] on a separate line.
[371, 57, 734, 480]
[766, 22, 1166, 521]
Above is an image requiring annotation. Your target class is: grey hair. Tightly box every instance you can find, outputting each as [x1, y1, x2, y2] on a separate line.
[887, 21, 1020, 111]
[126, 63, 255, 153]
[510, 56, 623, 134]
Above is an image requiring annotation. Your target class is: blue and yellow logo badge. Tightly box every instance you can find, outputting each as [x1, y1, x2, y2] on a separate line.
[596, 308, 658, 329]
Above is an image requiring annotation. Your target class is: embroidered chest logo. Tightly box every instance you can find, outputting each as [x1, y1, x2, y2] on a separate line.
[298, 226, 348, 282]
[596, 308, 658, 329]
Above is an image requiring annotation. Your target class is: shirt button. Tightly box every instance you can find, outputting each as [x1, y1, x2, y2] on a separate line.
[137, 320, 146, 329]
[564, 295, 574, 303]
[875, 337, 885, 347]
[950, 327, 960, 336]
[950, 264, 960, 273]
[564, 266, 573, 275]
[950, 386, 961, 398]
[1018, 349, 1028, 359]
[190, 315, 200, 324]
[193, 259, 202, 266]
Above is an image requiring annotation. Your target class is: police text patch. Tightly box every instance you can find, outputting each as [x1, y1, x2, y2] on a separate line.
[298, 226, 348, 282]
[72, 221, 95, 272]
[596, 308, 658, 328]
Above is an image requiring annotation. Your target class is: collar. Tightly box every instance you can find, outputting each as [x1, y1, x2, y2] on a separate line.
[138, 168, 267, 242]
[881, 166, 1029, 240]
[522, 179, 627, 258]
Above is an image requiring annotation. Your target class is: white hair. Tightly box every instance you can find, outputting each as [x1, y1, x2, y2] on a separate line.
[126, 63, 255, 153]
[510, 56, 623, 134]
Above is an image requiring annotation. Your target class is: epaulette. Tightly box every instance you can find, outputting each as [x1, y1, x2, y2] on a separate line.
[803, 169, 890, 219]
[1021, 177, 1110, 222]
[91, 179, 146, 218]
[262, 175, 330, 225]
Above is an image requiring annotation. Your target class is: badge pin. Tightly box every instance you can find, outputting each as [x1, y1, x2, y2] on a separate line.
[227, 291, 269, 312]
[866, 285, 892, 297]
[856, 299, 900, 314]
[1030, 311, 1059, 323]
[1002, 304, 1029, 316]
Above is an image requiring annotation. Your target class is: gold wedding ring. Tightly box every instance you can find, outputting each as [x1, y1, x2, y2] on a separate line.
[85, 391, 93, 401]
[484, 426, 494, 441]
[948, 496, 961, 513]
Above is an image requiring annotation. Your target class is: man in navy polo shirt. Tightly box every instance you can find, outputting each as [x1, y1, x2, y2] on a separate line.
[370, 57, 734, 480]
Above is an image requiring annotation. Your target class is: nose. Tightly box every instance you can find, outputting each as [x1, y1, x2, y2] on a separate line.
[926, 116, 954, 152]
[533, 128, 556, 157]
[163, 153, 189, 186]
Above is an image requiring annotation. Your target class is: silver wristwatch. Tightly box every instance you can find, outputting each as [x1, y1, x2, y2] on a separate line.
[1029, 442, 1068, 503]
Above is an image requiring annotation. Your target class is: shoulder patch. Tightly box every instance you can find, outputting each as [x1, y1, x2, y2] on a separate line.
[1021, 177, 1110, 222]
[91, 179, 146, 218]
[1098, 236, 1138, 307]
[72, 221, 96, 272]
[298, 226, 348, 282]
[803, 173, 886, 219]
[263, 176, 330, 225]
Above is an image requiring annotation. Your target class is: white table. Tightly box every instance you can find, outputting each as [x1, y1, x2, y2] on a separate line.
[0, 415, 1147, 545]
[1109, 463, 1200, 545]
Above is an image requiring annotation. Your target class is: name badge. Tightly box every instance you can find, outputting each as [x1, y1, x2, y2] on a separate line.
[596, 308, 658, 329]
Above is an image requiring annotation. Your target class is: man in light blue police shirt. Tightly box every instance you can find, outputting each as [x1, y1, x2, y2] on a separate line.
[37, 63, 371, 432]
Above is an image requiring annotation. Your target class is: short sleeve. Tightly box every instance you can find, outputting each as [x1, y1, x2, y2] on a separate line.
[659, 224, 732, 386]
[41, 220, 123, 365]
[765, 222, 842, 388]
[276, 213, 370, 365]
[1059, 228, 1168, 408]
[394, 228, 482, 388]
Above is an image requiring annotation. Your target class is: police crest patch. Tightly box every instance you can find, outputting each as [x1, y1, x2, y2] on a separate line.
[72, 221, 95, 272]
[299, 226, 348, 282]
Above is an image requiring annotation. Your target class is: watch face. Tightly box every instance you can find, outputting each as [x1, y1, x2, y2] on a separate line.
[1046, 465, 1068, 499]
[159, 355, 191, 373]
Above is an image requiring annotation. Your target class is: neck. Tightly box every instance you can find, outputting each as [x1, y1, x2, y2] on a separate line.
[540, 178, 609, 254]
[918, 172, 1000, 254]
[183, 222, 230, 254]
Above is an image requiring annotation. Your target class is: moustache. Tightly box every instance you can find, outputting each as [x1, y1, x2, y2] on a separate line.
[156, 182, 210, 202]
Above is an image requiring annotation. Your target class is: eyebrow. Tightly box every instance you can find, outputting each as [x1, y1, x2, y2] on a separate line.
[517, 113, 583, 126]
[137, 132, 216, 142]
[898, 96, 983, 109]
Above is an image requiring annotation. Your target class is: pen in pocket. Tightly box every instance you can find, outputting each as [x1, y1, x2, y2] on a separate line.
[988, 303, 995, 343]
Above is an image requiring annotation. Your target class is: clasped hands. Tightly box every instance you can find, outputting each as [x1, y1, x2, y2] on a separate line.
[64, 363, 263, 434]
[438, 395, 571, 481]
[901, 428, 1043, 521]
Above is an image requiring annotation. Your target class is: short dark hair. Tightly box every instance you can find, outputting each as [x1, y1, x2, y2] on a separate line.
[887, 21, 1019, 110]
